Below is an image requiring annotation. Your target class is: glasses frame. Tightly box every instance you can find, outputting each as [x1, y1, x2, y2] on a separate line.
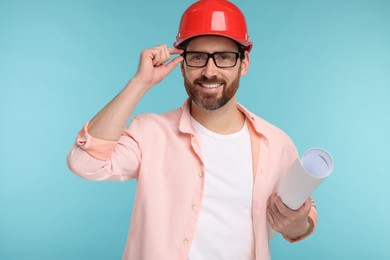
[182, 51, 241, 68]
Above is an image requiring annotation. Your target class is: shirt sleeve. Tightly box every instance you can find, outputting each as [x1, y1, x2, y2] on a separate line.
[66, 121, 141, 182]
[75, 122, 118, 161]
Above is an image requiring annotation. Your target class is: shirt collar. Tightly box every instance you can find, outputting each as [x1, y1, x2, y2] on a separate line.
[178, 99, 195, 135]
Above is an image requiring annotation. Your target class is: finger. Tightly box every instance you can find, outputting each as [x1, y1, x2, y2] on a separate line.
[274, 195, 293, 217]
[269, 195, 284, 223]
[267, 192, 277, 205]
[267, 205, 283, 232]
[268, 193, 278, 212]
[272, 202, 285, 223]
[153, 48, 166, 66]
[159, 45, 170, 65]
[163, 45, 170, 59]
[169, 47, 184, 55]
[147, 48, 161, 66]
[164, 55, 184, 73]
[270, 193, 283, 216]
[267, 207, 276, 228]
[297, 197, 312, 215]
[149, 45, 169, 66]
[156, 46, 178, 67]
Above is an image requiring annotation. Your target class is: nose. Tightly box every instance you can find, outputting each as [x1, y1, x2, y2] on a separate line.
[202, 57, 218, 78]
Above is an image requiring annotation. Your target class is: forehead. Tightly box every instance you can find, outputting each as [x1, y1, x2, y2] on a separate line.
[186, 35, 238, 52]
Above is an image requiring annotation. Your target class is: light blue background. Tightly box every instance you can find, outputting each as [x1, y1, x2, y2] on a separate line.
[1, 0, 389, 259]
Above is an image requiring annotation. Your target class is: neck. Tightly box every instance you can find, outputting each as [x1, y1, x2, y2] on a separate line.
[190, 97, 245, 134]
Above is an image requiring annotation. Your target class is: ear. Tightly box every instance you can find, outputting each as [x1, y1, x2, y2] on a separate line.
[240, 51, 250, 76]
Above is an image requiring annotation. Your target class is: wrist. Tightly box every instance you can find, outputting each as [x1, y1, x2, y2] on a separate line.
[129, 75, 152, 89]
[287, 217, 314, 240]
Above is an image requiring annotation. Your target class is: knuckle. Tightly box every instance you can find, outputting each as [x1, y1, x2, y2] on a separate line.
[140, 49, 148, 56]
[279, 219, 288, 227]
[141, 49, 153, 58]
[275, 222, 284, 231]
[279, 207, 287, 215]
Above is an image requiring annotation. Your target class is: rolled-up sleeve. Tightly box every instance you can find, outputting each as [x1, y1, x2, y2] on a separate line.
[74, 122, 118, 160]
[67, 121, 141, 182]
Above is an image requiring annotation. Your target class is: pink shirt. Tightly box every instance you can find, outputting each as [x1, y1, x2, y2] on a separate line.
[67, 100, 317, 260]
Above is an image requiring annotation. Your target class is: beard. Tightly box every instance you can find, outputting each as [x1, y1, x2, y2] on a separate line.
[184, 71, 241, 110]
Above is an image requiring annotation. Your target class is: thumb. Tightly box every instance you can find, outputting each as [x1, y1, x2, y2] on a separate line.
[164, 55, 184, 73]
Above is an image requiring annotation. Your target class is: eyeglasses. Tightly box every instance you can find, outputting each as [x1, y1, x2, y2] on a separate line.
[182, 51, 241, 68]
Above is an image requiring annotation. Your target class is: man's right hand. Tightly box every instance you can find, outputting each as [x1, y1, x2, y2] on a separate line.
[86, 45, 184, 141]
[133, 45, 184, 90]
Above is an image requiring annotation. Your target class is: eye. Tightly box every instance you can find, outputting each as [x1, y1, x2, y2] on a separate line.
[188, 53, 206, 62]
[219, 53, 230, 60]
[192, 55, 203, 60]
[216, 53, 234, 62]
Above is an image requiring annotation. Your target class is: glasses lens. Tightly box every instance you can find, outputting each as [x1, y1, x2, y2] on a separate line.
[214, 53, 237, 67]
[186, 53, 208, 67]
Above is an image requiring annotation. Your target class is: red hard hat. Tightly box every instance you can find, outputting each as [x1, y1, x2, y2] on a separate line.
[174, 0, 253, 52]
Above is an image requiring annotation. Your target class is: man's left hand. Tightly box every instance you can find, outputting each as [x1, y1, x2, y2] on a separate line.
[266, 192, 312, 239]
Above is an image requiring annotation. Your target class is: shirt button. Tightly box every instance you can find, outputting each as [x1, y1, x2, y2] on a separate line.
[183, 239, 189, 245]
[199, 171, 204, 177]
[192, 204, 198, 210]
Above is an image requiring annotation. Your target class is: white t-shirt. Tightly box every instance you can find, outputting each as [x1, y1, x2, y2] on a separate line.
[189, 118, 255, 260]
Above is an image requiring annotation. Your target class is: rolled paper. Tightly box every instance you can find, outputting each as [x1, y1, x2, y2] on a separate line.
[278, 148, 334, 210]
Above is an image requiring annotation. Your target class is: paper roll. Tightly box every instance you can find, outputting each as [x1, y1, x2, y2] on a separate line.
[278, 148, 334, 210]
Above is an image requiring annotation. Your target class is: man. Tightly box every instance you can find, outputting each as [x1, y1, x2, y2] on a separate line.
[67, 0, 317, 259]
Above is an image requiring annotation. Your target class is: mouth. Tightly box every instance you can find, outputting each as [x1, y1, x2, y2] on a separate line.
[197, 82, 223, 89]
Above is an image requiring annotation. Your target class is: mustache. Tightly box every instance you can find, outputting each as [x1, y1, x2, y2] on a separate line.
[194, 75, 226, 85]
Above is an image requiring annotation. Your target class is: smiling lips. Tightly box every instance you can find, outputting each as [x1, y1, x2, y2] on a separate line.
[198, 83, 223, 89]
